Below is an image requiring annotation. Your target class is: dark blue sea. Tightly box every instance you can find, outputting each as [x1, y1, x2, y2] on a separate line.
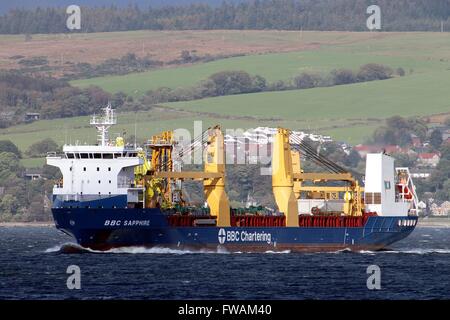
[1, 226, 450, 300]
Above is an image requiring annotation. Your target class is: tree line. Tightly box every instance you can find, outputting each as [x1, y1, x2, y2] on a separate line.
[0, 71, 115, 128]
[0, 63, 400, 128]
[10, 51, 245, 81]
[0, 0, 449, 34]
[140, 63, 401, 105]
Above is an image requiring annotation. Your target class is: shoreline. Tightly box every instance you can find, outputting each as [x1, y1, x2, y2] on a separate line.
[417, 220, 450, 228]
[417, 217, 450, 228]
[0, 222, 54, 227]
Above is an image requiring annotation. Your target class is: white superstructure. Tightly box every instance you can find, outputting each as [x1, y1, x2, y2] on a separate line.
[46, 105, 143, 208]
[364, 153, 416, 216]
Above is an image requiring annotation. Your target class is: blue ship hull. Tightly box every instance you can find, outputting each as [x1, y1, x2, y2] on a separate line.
[52, 208, 417, 252]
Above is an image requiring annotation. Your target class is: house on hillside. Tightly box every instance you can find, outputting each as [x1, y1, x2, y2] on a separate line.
[410, 169, 432, 179]
[24, 113, 40, 122]
[24, 169, 43, 181]
[353, 144, 409, 158]
[417, 152, 440, 168]
[430, 201, 450, 216]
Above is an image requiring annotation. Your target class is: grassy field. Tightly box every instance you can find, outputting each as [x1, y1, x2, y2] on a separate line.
[2, 31, 450, 167]
[164, 70, 450, 120]
[19, 157, 45, 168]
[71, 32, 450, 96]
[0, 30, 347, 73]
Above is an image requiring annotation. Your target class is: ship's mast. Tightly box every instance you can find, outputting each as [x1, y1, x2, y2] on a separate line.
[90, 103, 117, 146]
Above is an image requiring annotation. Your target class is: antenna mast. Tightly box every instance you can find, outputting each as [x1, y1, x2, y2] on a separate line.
[90, 102, 117, 146]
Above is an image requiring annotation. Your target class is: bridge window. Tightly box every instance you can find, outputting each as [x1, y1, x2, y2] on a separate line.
[94, 153, 101, 159]
[75, 153, 80, 159]
[103, 153, 113, 159]
[80, 153, 89, 159]
[114, 153, 122, 158]
[124, 152, 137, 157]
[66, 153, 74, 159]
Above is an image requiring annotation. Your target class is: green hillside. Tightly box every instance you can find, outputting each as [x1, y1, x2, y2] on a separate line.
[71, 32, 450, 97]
[164, 71, 450, 120]
[4, 32, 450, 168]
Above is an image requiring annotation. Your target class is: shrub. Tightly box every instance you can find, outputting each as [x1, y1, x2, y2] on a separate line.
[207, 71, 254, 96]
[25, 138, 59, 157]
[0, 140, 21, 158]
[294, 73, 321, 89]
[332, 69, 356, 85]
[357, 63, 394, 82]
[396, 67, 406, 77]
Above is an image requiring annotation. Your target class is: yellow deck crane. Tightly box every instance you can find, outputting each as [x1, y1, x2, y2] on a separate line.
[272, 128, 364, 218]
[135, 126, 231, 227]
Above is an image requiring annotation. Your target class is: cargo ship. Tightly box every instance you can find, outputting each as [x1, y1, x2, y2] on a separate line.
[46, 105, 419, 252]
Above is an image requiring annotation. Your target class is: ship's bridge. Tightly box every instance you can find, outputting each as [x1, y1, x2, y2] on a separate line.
[46, 104, 144, 209]
[47, 144, 143, 208]
[60, 145, 139, 159]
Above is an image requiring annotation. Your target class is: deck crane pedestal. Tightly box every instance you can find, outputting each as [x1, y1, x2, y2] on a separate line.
[137, 126, 231, 227]
[272, 128, 365, 217]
